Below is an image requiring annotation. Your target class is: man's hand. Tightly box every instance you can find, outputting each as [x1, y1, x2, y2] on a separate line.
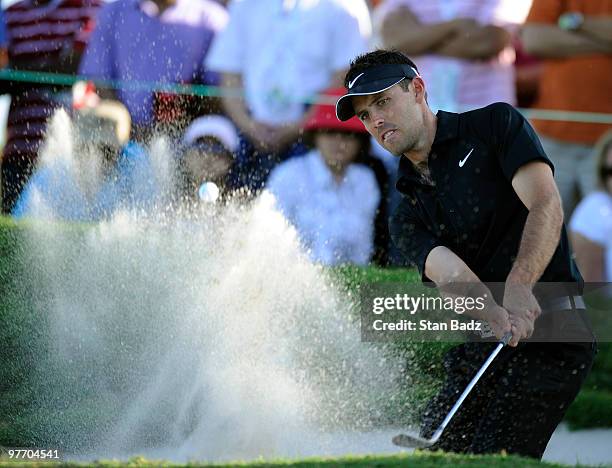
[242, 121, 278, 151]
[503, 282, 541, 346]
[522, 23, 612, 58]
[485, 303, 513, 342]
[244, 121, 301, 153]
[508, 310, 534, 347]
[221, 71, 299, 154]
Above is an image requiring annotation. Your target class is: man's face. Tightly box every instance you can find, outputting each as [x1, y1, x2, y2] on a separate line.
[351, 80, 424, 156]
[315, 131, 361, 170]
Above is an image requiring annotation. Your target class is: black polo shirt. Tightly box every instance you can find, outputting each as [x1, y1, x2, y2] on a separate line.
[389, 102, 582, 285]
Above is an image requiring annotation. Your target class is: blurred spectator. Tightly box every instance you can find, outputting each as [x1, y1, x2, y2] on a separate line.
[267, 88, 380, 266]
[12, 101, 158, 220]
[1, 0, 101, 213]
[178, 115, 237, 202]
[0, 8, 8, 69]
[570, 130, 612, 282]
[375, 0, 533, 112]
[356, 143, 391, 266]
[205, 0, 371, 191]
[522, 0, 612, 217]
[513, 34, 542, 108]
[78, 0, 228, 139]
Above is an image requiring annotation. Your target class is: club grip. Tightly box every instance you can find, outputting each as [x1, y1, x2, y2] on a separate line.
[500, 332, 513, 346]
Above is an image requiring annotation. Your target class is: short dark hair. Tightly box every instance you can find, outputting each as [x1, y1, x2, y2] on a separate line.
[344, 50, 419, 91]
[303, 129, 370, 155]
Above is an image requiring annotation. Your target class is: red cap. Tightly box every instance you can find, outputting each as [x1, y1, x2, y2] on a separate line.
[304, 88, 366, 133]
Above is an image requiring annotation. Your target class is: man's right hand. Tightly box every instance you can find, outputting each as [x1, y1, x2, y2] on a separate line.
[486, 304, 513, 343]
[242, 119, 302, 153]
[242, 121, 278, 151]
[507, 310, 534, 347]
[503, 282, 540, 347]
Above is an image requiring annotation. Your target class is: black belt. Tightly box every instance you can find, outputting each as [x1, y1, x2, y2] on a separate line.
[541, 295, 586, 311]
[473, 295, 589, 340]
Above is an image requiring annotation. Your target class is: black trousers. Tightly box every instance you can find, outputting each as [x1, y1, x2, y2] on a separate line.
[420, 339, 596, 459]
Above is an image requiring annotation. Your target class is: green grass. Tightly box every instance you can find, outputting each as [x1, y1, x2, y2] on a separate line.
[0, 452, 579, 467]
[564, 389, 612, 430]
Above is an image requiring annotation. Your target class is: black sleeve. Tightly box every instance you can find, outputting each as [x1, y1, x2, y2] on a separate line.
[389, 198, 444, 282]
[488, 102, 554, 182]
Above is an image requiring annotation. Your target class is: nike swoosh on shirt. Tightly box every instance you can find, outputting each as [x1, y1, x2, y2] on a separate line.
[458, 148, 474, 167]
[348, 73, 365, 89]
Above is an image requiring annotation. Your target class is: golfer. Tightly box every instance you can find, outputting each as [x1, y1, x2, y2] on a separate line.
[335, 50, 596, 459]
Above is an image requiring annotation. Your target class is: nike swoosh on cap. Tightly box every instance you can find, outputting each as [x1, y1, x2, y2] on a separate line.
[348, 73, 365, 89]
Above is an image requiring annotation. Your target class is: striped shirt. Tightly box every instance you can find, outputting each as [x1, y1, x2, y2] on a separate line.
[375, 0, 533, 113]
[3, 0, 101, 168]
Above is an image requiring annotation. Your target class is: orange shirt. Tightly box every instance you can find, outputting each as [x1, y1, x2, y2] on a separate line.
[526, 0, 612, 144]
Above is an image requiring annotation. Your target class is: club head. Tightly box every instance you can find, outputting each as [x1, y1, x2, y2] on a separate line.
[392, 432, 435, 449]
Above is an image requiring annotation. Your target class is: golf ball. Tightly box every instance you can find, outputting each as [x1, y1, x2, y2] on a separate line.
[198, 182, 220, 203]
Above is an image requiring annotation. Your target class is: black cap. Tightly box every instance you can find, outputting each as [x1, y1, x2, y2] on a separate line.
[335, 64, 419, 121]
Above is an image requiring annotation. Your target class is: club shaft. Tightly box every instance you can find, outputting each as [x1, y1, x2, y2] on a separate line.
[431, 334, 510, 442]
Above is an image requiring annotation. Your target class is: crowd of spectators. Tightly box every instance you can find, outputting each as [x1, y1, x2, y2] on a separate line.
[0, 0, 610, 268]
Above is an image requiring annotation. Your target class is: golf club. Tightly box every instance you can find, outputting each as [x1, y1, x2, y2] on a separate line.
[392, 331, 513, 449]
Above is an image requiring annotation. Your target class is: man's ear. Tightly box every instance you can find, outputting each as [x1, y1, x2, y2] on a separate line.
[411, 77, 427, 104]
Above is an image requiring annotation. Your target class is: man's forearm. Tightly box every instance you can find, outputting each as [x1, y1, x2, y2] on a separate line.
[580, 16, 612, 44]
[222, 94, 250, 134]
[435, 25, 511, 60]
[507, 193, 563, 286]
[522, 24, 611, 58]
[220, 73, 252, 135]
[425, 246, 496, 321]
[425, 246, 480, 283]
[381, 10, 456, 55]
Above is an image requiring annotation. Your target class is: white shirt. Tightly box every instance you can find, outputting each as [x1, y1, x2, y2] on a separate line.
[205, 0, 371, 124]
[570, 191, 612, 281]
[267, 150, 380, 265]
